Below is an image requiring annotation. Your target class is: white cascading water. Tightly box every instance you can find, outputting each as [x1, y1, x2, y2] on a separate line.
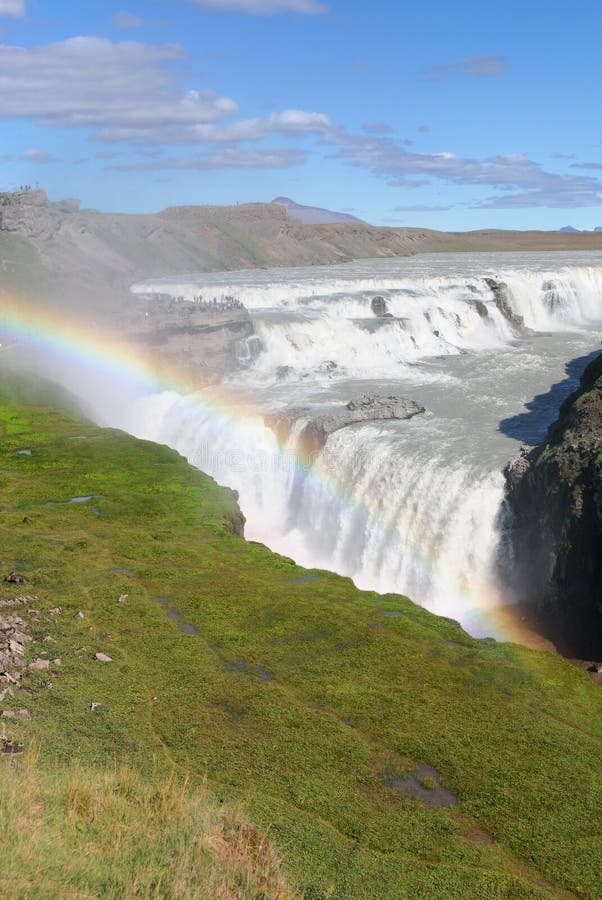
[42, 253, 602, 636]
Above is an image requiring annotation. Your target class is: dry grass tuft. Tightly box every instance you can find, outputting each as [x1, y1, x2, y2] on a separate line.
[0, 749, 296, 899]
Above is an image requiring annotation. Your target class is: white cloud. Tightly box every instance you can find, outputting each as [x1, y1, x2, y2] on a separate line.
[111, 11, 144, 29]
[151, 108, 335, 144]
[362, 121, 393, 134]
[4, 35, 598, 205]
[0, 0, 25, 18]
[422, 56, 508, 81]
[332, 134, 602, 208]
[570, 161, 602, 171]
[0, 38, 239, 140]
[0, 38, 335, 151]
[189, 0, 327, 13]
[394, 204, 452, 212]
[19, 148, 53, 163]
[109, 147, 308, 170]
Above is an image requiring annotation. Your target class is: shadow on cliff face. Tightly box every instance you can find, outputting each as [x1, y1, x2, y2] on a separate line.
[498, 349, 601, 446]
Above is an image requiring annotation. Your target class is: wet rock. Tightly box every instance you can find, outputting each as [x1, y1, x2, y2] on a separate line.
[93, 652, 113, 663]
[504, 446, 534, 490]
[484, 277, 530, 332]
[371, 295, 388, 316]
[474, 300, 489, 318]
[503, 352, 602, 657]
[224, 506, 246, 538]
[265, 394, 425, 456]
[317, 360, 338, 374]
[4, 573, 28, 585]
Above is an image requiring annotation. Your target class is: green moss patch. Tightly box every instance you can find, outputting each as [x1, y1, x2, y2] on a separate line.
[0, 376, 601, 898]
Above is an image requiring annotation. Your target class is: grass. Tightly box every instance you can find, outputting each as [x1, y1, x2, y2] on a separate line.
[0, 749, 294, 899]
[0, 374, 601, 898]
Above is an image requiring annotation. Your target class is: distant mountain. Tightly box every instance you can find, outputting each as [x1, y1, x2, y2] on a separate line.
[559, 225, 580, 232]
[594, 227, 602, 232]
[271, 196, 365, 225]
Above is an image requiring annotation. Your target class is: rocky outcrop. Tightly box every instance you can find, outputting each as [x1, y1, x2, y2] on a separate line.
[371, 295, 389, 316]
[503, 352, 602, 657]
[483, 278, 530, 332]
[119, 294, 255, 385]
[266, 394, 425, 457]
[0, 190, 62, 240]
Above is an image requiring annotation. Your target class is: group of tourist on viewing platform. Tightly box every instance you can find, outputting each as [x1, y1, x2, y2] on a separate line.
[166, 293, 245, 311]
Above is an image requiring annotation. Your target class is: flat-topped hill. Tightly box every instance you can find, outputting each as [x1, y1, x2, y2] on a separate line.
[1, 373, 601, 897]
[3, 189, 602, 315]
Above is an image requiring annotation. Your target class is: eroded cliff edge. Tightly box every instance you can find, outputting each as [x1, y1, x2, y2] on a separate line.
[504, 352, 602, 657]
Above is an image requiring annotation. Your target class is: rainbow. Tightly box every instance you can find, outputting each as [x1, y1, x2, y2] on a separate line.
[0, 289, 543, 650]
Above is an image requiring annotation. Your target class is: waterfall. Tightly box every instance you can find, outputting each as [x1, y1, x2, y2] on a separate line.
[116, 391, 509, 635]
[135, 261, 602, 383]
[124, 256, 602, 636]
[25, 253, 602, 639]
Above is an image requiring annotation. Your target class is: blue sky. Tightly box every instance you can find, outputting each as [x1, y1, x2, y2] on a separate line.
[1, 0, 601, 229]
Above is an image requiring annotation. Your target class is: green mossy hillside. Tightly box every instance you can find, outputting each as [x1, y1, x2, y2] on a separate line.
[1, 379, 601, 899]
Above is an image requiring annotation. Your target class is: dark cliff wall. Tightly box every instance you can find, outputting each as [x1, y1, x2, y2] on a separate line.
[504, 352, 602, 657]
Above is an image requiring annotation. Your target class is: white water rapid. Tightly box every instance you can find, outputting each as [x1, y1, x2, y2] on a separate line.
[47, 253, 602, 636]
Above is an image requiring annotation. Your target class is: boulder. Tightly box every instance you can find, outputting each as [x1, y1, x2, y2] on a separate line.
[371, 295, 388, 316]
[4, 573, 28, 585]
[29, 658, 50, 671]
[266, 394, 425, 457]
[0, 740, 24, 755]
[93, 652, 113, 663]
[484, 278, 529, 332]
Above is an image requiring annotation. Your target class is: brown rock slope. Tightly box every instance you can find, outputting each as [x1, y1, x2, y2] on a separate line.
[3, 190, 602, 312]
